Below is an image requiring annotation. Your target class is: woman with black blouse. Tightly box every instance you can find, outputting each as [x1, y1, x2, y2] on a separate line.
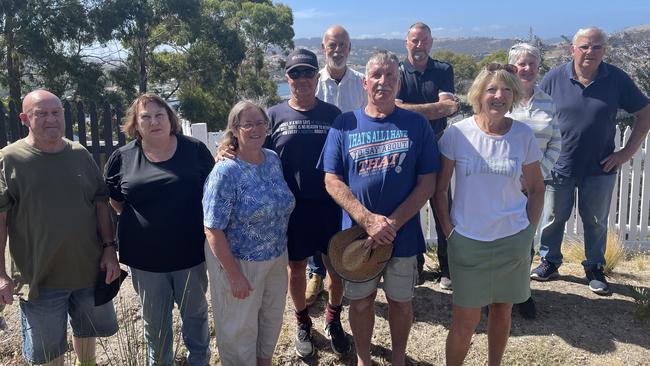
[104, 93, 214, 366]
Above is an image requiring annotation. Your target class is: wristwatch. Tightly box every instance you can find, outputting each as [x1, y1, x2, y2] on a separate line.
[102, 240, 118, 249]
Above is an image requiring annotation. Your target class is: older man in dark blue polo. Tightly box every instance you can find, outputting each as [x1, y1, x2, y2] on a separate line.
[531, 27, 650, 294]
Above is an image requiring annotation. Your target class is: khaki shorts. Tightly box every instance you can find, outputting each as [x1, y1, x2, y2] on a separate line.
[205, 245, 288, 364]
[344, 256, 418, 302]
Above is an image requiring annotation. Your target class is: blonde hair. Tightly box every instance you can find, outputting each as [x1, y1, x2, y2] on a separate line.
[467, 66, 524, 114]
[219, 100, 270, 152]
[123, 93, 180, 139]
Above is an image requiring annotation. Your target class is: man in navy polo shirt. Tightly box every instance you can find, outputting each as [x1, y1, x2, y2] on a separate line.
[532, 27, 650, 294]
[395, 22, 457, 289]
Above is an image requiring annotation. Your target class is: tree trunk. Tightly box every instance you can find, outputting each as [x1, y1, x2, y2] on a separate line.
[138, 40, 147, 94]
[4, 16, 21, 105]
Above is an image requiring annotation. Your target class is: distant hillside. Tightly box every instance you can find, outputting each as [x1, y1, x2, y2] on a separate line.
[294, 36, 520, 64]
[282, 24, 650, 78]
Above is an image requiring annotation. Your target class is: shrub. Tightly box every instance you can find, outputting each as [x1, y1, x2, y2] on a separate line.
[562, 228, 626, 273]
[628, 286, 650, 321]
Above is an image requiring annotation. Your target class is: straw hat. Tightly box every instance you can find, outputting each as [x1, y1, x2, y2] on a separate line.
[327, 226, 393, 283]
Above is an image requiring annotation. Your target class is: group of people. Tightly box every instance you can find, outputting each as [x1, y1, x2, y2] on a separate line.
[0, 21, 647, 366]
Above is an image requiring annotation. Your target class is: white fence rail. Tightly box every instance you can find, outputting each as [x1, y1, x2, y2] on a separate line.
[184, 123, 650, 249]
[420, 126, 650, 249]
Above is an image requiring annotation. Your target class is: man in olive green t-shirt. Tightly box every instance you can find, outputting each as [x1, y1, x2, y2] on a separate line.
[0, 90, 121, 366]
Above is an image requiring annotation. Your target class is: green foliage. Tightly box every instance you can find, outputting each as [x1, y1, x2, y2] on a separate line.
[431, 50, 478, 94]
[477, 49, 509, 69]
[1, 0, 293, 123]
[1, 0, 107, 102]
[173, 0, 292, 128]
[628, 286, 650, 321]
[96, 0, 202, 94]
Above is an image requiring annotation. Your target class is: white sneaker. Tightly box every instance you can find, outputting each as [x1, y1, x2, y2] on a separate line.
[440, 276, 452, 290]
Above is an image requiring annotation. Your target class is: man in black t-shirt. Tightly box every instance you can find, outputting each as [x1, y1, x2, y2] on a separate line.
[395, 22, 458, 289]
[266, 49, 350, 358]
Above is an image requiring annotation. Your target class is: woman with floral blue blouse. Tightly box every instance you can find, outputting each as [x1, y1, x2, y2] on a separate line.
[202, 101, 295, 366]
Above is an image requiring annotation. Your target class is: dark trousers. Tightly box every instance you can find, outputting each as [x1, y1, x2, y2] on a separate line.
[307, 253, 326, 278]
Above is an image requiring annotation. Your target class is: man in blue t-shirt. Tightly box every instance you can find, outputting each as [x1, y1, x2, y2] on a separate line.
[319, 50, 439, 366]
[395, 21, 458, 289]
[532, 27, 650, 295]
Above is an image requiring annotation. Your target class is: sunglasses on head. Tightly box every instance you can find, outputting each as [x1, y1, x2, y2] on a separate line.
[287, 68, 317, 80]
[485, 63, 517, 74]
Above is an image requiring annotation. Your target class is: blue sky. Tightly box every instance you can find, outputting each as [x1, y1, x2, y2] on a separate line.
[281, 0, 650, 40]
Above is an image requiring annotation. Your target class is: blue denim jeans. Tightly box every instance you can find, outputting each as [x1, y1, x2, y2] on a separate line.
[307, 253, 326, 278]
[538, 172, 617, 269]
[131, 263, 210, 366]
[19, 286, 118, 364]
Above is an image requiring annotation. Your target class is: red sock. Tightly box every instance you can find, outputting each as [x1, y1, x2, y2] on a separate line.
[326, 303, 342, 324]
[295, 307, 311, 326]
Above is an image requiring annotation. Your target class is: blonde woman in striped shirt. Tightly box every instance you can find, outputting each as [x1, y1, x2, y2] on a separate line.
[507, 43, 561, 320]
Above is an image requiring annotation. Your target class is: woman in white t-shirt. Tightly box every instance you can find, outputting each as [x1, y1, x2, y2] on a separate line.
[434, 64, 545, 366]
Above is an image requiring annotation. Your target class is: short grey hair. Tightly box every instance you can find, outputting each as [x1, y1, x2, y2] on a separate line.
[572, 27, 607, 46]
[365, 50, 399, 77]
[407, 22, 431, 36]
[508, 43, 541, 65]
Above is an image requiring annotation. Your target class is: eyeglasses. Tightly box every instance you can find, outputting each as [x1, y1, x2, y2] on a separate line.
[238, 121, 267, 131]
[485, 63, 518, 74]
[576, 44, 604, 52]
[287, 68, 317, 80]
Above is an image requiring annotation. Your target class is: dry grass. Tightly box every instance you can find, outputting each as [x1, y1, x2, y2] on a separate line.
[3, 251, 650, 365]
[562, 228, 626, 273]
[633, 253, 649, 271]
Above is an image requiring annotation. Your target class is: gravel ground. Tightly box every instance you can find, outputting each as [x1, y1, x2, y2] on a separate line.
[1, 254, 649, 365]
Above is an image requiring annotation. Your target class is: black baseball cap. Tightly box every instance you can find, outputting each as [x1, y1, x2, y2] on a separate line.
[285, 49, 319, 72]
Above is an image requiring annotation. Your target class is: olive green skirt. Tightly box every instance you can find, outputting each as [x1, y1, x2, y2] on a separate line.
[448, 225, 535, 308]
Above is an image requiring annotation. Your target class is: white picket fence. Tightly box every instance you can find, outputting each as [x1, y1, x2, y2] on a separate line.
[419, 126, 650, 250]
[184, 122, 650, 250]
[181, 121, 223, 157]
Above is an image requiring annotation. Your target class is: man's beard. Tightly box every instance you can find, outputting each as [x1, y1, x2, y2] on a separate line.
[412, 50, 428, 62]
[327, 57, 347, 71]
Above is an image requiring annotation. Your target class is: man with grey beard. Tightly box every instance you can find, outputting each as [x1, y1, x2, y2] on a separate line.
[396, 22, 457, 289]
[316, 25, 366, 114]
[307, 25, 367, 307]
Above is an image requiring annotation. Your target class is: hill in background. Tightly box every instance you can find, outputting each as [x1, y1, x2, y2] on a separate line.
[294, 36, 518, 66]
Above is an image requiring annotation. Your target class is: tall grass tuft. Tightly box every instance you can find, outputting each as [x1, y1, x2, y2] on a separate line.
[97, 295, 147, 366]
[633, 253, 648, 271]
[562, 228, 626, 274]
[96, 272, 194, 365]
[628, 286, 650, 321]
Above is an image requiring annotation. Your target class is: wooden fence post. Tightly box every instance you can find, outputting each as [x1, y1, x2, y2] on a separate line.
[0, 103, 7, 148]
[89, 102, 100, 165]
[115, 105, 126, 147]
[102, 102, 114, 158]
[76, 101, 87, 147]
[64, 100, 73, 140]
